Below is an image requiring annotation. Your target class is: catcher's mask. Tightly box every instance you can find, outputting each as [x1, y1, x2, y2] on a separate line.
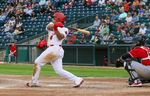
[135, 36, 147, 46]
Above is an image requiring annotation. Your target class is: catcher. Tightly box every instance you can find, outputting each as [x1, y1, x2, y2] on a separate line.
[116, 37, 150, 87]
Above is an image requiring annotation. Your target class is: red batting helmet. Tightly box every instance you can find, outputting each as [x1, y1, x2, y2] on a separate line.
[53, 12, 65, 23]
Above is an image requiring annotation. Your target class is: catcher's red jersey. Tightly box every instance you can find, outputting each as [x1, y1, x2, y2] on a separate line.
[129, 46, 150, 66]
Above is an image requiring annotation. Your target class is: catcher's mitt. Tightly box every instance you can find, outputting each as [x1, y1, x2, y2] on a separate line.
[115, 59, 124, 68]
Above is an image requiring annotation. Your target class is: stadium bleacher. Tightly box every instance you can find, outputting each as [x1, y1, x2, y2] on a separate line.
[0, 0, 149, 48]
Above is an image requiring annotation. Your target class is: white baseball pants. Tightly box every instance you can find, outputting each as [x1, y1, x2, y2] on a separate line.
[31, 46, 80, 84]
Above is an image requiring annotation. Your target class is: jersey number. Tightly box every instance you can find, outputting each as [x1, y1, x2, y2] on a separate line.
[50, 33, 55, 40]
[50, 35, 53, 40]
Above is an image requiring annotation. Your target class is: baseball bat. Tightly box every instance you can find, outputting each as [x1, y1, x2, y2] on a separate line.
[68, 27, 90, 35]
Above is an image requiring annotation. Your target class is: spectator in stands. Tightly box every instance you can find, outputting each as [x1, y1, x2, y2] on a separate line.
[109, 34, 117, 44]
[101, 32, 110, 45]
[46, 0, 52, 5]
[90, 31, 100, 44]
[126, 13, 132, 25]
[145, 6, 150, 16]
[122, 33, 133, 44]
[8, 41, 16, 63]
[98, 21, 110, 37]
[7, 0, 15, 5]
[15, 2, 24, 18]
[31, 11, 37, 20]
[23, 4, 33, 17]
[68, 0, 75, 8]
[115, 0, 123, 4]
[110, 12, 117, 24]
[40, 5, 47, 14]
[80, 34, 87, 44]
[137, 24, 147, 36]
[138, 6, 145, 17]
[120, 25, 126, 37]
[118, 10, 127, 20]
[91, 14, 101, 29]
[13, 22, 24, 35]
[63, 3, 69, 9]
[140, 0, 147, 6]
[8, 16, 16, 29]
[39, 0, 46, 6]
[0, 9, 9, 25]
[46, 2, 55, 15]
[98, 0, 105, 6]
[104, 15, 110, 24]
[3, 16, 16, 34]
[84, 0, 93, 7]
[132, 23, 140, 35]
[67, 33, 77, 44]
[132, 11, 139, 24]
[123, 1, 130, 12]
[132, 0, 140, 8]
[4, 22, 11, 32]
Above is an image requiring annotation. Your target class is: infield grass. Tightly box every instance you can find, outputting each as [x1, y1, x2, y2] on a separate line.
[0, 63, 128, 77]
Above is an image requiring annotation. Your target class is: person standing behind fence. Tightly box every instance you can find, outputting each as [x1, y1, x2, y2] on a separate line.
[8, 42, 16, 63]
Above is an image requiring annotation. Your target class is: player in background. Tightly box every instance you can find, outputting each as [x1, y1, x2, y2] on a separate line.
[8, 41, 16, 63]
[116, 37, 150, 87]
[26, 12, 84, 88]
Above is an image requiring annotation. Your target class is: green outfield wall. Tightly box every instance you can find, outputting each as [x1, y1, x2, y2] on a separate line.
[5, 44, 133, 66]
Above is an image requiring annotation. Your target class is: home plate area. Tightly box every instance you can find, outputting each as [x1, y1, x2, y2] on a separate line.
[0, 75, 150, 96]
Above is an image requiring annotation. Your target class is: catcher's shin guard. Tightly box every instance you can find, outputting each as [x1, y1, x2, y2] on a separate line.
[124, 62, 141, 84]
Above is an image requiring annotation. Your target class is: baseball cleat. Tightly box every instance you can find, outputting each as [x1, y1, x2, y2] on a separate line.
[26, 82, 41, 87]
[73, 78, 84, 88]
[129, 82, 142, 87]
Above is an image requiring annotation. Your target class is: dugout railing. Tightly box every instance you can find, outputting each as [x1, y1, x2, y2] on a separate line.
[4, 44, 137, 66]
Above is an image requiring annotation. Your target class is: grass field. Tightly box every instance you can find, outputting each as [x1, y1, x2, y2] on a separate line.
[1, 64, 150, 96]
[0, 63, 128, 77]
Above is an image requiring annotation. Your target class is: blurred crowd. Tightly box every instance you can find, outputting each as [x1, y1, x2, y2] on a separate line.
[66, 0, 150, 45]
[86, 0, 150, 45]
[0, 0, 149, 45]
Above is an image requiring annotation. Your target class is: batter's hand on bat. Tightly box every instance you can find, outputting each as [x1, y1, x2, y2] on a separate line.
[54, 22, 64, 31]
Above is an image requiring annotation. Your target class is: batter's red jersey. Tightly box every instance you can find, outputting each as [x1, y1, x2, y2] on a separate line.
[129, 46, 150, 66]
[9, 44, 16, 57]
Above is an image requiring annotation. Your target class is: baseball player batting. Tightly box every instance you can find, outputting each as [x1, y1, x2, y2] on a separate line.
[26, 12, 84, 88]
[116, 37, 150, 87]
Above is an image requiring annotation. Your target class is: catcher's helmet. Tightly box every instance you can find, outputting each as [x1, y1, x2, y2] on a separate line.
[53, 12, 65, 23]
[135, 36, 147, 46]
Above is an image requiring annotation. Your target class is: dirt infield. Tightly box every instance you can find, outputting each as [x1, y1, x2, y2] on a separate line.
[0, 75, 150, 96]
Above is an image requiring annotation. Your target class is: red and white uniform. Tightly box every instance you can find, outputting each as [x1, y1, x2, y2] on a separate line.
[31, 22, 82, 85]
[8, 43, 16, 63]
[128, 46, 150, 79]
[9, 44, 16, 57]
[47, 25, 68, 46]
[129, 46, 150, 66]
